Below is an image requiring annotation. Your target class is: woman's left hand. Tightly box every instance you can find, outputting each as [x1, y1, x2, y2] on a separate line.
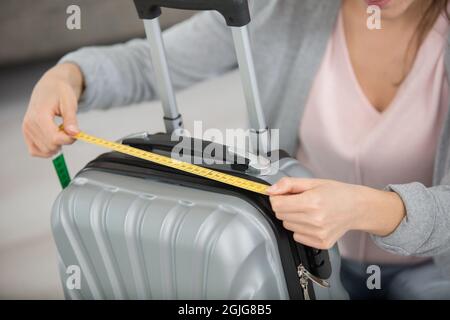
[267, 178, 406, 250]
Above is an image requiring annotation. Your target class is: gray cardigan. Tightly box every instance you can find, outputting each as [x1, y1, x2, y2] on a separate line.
[61, 0, 450, 277]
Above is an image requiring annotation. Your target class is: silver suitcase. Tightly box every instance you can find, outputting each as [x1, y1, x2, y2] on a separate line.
[52, 0, 348, 300]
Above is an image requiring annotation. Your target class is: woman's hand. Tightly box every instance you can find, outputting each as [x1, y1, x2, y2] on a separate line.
[22, 63, 84, 158]
[267, 178, 406, 249]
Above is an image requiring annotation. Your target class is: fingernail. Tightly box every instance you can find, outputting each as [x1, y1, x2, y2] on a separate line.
[267, 185, 278, 193]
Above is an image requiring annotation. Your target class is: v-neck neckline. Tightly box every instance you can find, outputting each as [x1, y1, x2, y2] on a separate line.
[337, 10, 420, 120]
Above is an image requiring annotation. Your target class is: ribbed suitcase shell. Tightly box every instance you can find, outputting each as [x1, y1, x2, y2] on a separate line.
[53, 171, 289, 300]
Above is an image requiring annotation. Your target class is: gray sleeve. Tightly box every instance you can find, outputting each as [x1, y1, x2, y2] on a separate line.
[372, 175, 450, 257]
[59, 10, 237, 111]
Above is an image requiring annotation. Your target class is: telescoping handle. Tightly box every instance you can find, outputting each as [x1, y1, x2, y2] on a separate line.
[133, 0, 269, 155]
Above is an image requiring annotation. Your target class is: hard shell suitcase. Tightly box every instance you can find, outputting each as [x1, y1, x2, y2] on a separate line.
[52, 0, 349, 300]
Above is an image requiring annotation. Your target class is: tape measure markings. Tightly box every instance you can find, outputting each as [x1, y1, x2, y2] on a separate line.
[71, 130, 269, 195]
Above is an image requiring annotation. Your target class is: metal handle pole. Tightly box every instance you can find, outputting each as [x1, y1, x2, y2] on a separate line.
[231, 26, 269, 155]
[143, 18, 183, 133]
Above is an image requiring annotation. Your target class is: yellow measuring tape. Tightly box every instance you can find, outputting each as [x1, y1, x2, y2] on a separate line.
[68, 128, 269, 195]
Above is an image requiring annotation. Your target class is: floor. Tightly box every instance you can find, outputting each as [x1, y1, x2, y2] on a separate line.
[0, 60, 245, 299]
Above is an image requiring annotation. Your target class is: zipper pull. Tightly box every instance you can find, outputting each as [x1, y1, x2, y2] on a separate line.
[297, 264, 330, 300]
[299, 274, 311, 300]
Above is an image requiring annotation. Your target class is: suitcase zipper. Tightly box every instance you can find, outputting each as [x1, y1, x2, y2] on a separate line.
[297, 264, 330, 300]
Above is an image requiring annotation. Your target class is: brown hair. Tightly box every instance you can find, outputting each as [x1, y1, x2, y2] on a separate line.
[399, 0, 449, 84]
[416, 0, 449, 47]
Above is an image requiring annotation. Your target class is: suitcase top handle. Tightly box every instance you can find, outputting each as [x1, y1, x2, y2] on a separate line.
[133, 0, 251, 27]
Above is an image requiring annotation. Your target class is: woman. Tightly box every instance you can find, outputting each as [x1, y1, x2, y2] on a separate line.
[22, 0, 450, 299]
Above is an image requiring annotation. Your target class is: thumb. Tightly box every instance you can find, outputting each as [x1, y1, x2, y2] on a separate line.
[60, 90, 79, 136]
[267, 177, 324, 195]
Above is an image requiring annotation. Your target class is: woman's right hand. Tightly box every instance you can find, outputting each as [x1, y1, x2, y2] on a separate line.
[22, 63, 84, 158]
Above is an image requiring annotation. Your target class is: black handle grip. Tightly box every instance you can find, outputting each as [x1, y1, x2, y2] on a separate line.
[133, 0, 250, 26]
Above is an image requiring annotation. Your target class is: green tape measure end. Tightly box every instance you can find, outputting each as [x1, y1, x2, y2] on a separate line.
[52, 153, 71, 189]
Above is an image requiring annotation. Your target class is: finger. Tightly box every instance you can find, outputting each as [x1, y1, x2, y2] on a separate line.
[59, 87, 79, 136]
[270, 194, 312, 213]
[276, 211, 318, 227]
[25, 131, 53, 158]
[31, 134, 55, 156]
[26, 120, 54, 155]
[282, 221, 320, 238]
[53, 131, 76, 146]
[31, 143, 54, 158]
[33, 115, 61, 152]
[22, 120, 34, 151]
[293, 233, 325, 249]
[24, 132, 40, 157]
[267, 177, 326, 195]
[35, 111, 75, 150]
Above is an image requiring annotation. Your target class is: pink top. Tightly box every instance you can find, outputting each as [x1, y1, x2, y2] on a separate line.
[297, 11, 449, 264]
